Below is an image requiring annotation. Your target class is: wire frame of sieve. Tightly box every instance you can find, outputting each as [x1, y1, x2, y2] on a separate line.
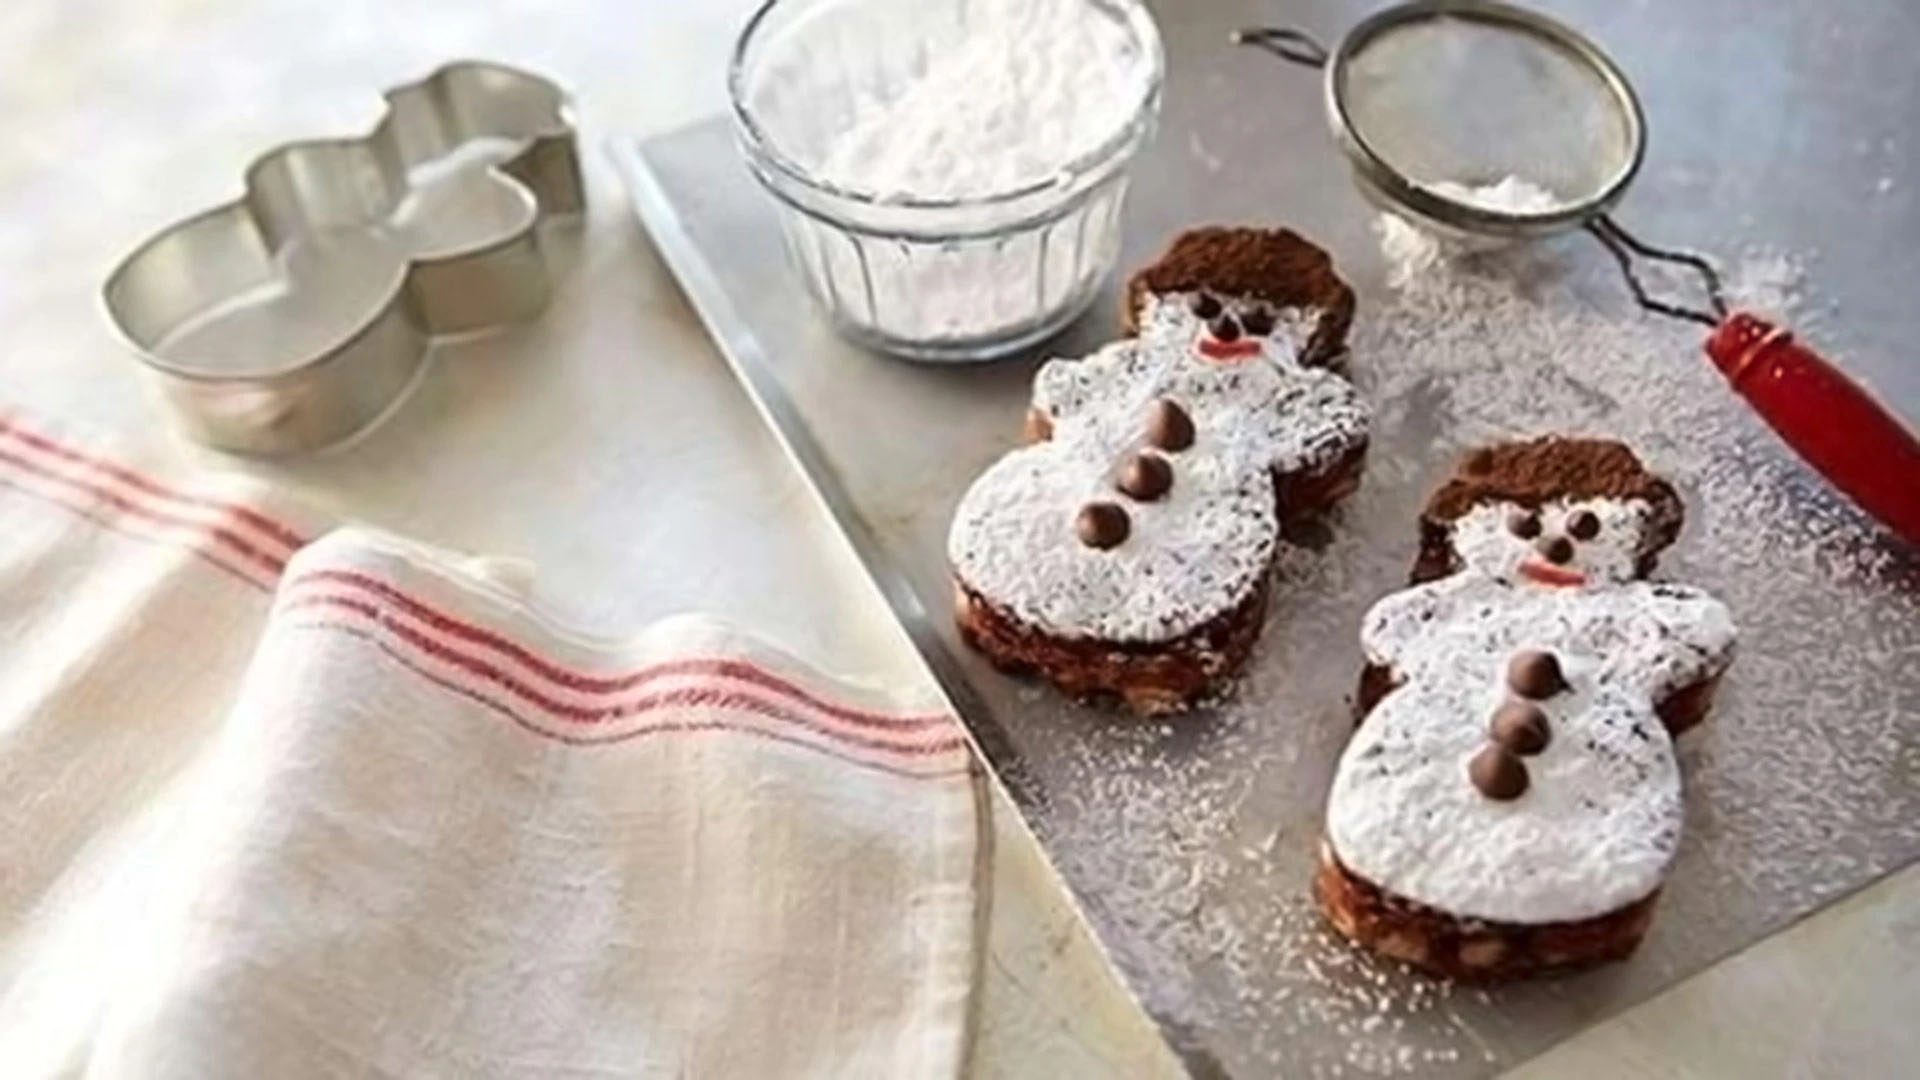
[1237, 1, 1727, 326]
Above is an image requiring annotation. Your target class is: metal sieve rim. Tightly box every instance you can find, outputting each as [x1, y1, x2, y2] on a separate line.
[1323, 0, 1648, 237]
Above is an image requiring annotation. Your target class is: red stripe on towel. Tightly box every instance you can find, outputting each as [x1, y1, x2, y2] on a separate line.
[284, 569, 951, 729]
[279, 597, 966, 756]
[0, 417, 306, 552]
[0, 446, 288, 576]
[289, 620, 971, 780]
[0, 472, 272, 591]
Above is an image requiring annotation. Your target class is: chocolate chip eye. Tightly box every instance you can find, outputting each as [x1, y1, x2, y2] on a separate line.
[1566, 510, 1601, 540]
[1240, 306, 1275, 337]
[1507, 510, 1541, 539]
[1189, 292, 1221, 319]
[1209, 314, 1241, 342]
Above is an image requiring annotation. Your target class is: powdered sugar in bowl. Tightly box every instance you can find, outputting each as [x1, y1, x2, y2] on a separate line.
[729, 0, 1163, 361]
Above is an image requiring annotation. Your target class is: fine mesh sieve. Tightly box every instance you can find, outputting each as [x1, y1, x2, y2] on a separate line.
[1238, 0, 1920, 546]
[1240, 0, 1726, 326]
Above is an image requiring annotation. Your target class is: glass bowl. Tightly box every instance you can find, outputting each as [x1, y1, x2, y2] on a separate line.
[728, 0, 1163, 362]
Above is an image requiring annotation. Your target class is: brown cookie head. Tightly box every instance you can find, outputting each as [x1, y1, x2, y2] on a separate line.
[1413, 437, 1684, 585]
[1121, 226, 1355, 367]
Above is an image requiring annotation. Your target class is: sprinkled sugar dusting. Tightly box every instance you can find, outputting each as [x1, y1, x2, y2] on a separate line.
[1025, 209, 1917, 1077]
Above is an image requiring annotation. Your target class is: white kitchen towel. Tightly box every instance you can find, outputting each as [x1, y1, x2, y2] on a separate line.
[0, 409, 984, 1079]
[0, 409, 326, 1076]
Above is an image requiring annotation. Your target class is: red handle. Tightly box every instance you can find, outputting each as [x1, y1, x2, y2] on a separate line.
[1706, 312, 1920, 547]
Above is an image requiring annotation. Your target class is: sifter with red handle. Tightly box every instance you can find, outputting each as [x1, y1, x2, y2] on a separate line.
[1239, 0, 1920, 548]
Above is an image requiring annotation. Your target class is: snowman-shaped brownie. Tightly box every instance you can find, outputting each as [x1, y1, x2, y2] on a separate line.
[1319, 437, 1736, 980]
[948, 227, 1370, 713]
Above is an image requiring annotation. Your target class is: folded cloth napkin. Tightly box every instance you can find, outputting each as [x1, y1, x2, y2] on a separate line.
[0, 410, 983, 1079]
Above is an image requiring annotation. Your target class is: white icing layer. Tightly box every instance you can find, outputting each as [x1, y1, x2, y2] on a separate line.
[1328, 496, 1737, 924]
[1329, 651, 1684, 924]
[949, 403, 1277, 642]
[1450, 497, 1652, 586]
[1132, 289, 1323, 361]
[1033, 300, 1367, 477]
[948, 294, 1369, 642]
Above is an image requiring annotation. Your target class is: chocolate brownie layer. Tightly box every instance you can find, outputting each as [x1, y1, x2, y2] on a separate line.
[1277, 440, 1368, 522]
[955, 574, 1269, 714]
[1315, 842, 1660, 982]
[1653, 672, 1721, 737]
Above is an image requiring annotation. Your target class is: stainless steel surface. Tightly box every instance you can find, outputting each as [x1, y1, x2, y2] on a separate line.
[102, 61, 584, 456]
[617, 2, 1920, 1075]
[726, 0, 1162, 361]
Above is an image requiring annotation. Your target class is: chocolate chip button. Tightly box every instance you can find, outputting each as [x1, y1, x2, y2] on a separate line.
[1506, 650, 1566, 699]
[1189, 292, 1221, 319]
[1145, 399, 1195, 452]
[1076, 502, 1130, 549]
[1566, 510, 1600, 540]
[1489, 701, 1551, 755]
[1118, 453, 1173, 501]
[1535, 535, 1574, 564]
[1469, 743, 1529, 800]
[1240, 306, 1275, 337]
[1208, 314, 1241, 342]
[1507, 510, 1541, 539]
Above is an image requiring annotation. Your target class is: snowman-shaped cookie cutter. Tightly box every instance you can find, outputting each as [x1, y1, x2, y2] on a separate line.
[102, 61, 584, 456]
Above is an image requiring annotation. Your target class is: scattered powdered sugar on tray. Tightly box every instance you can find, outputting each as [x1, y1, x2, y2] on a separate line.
[1025, 209, 1918, 1078]
[1374, 213, 1444, 289]
[1722, 246, 1811, 322]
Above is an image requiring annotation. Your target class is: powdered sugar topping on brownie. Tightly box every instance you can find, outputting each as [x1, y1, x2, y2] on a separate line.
[1135, 291, 1324, 363]
[1449, 497, 1653, 585]
[949, 396, 1277, 642]
[1034, 298, 1369, 475]
[1329, 643, 1686, 923]
[1326, 493, 1737, 924]
[950, 293, 1368, 643]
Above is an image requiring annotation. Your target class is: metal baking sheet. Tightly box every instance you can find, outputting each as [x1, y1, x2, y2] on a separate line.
[614, 2, 1920, 1075]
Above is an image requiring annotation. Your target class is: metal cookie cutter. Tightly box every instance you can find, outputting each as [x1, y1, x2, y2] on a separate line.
[102, 60, 584, 455]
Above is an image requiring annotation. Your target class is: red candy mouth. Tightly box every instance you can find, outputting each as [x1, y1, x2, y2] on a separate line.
[1196, 337, 1263, 361]
[1519, 560, 1588, 587]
